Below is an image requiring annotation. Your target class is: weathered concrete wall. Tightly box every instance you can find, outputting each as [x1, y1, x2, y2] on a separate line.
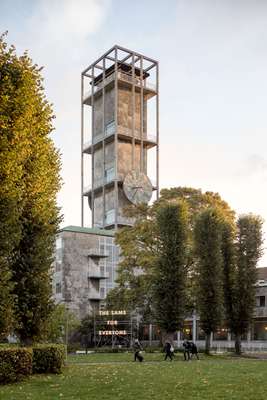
[91, 79, 149, 227]
[54, 230, 118, 319]
[117, 142, 147, 178]
[93, 148, 103, 184]
[94, 195, 103, 226]
[93, 87, 115, 136]
[118, 86, 147, 135]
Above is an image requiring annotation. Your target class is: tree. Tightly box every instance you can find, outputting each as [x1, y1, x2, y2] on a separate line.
[221, 220, 236, 339]
[46, 304, 79, 344]
[77, 315, 95, 352]
[0, 33, 28, 339]
[0, 34, 61, 344]
[194, 208, 225, 354]
[230, 215, 263, 354]
[107, 187, 234, 322]
[152, 203, 189, 343]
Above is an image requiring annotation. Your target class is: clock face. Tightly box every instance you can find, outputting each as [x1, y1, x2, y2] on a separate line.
[123, 171, 153, 205]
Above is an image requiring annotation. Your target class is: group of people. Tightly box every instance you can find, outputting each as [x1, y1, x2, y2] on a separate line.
[133, 339, 199, 362]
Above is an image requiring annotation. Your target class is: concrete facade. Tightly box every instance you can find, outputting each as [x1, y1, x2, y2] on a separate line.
[81, 46, 159, 230]
[52, 226, 119, 319]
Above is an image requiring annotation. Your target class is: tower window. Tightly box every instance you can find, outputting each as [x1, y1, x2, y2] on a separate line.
[105, 120, 115, 136]
[256, 296, 266, 307]
[105, 209, 115, 225]
[56, 282, 62, 294]
[105, 167, 115, 183]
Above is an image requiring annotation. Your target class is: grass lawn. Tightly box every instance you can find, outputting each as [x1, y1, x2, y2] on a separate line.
[1, 353, 267, 400]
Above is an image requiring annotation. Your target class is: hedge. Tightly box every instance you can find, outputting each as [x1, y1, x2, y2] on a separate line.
[33, 344, 65, 374]
[0, 348, 32, 384]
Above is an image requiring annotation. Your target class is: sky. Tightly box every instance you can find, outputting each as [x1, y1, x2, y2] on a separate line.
[1, 0, 267, 265]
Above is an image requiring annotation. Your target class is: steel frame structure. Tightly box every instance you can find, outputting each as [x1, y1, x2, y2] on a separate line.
[81, 45, 159, 228]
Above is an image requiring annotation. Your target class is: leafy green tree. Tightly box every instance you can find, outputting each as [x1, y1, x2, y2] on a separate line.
[78, 315, 95, 352]
[220, 221, 236, 341]
[46, 304, 79, 344]
[194, 208, 225, 354]
[152, 203, 189, 343]
[107, 187, 234, 322]
[0, 33, 28, 338]
[230, 215, 263, 354]
[0, 34, 61, 344]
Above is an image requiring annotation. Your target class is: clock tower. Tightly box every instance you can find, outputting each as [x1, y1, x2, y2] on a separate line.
[81, 46, 159, 229]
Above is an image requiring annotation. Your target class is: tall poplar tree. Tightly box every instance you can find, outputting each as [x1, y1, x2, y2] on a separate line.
[107, 187, 234, 321]
[153, 203, 189, 343]
[0, 34, 28, 338]
[0, 34, 61, 343]
[231, 215, 263, 354]
[220, 221, 236, 340]
[194, 208, 224, 354]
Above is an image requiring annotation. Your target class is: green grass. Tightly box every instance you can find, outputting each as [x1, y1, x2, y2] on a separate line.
[1, 353, 267, 400]
[68, 351, 174, 363]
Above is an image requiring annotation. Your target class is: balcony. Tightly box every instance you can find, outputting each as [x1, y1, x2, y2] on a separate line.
[88, 248, 109, 258]
[83, 121, 116, 153]
[83, 124, 157, 155]
[105, 209, 115, 226]
[103, 211, 134, 227]
[83, 165, 115, 196]
[88, 289, 101, 301]
[88, 268, 108, 279]
[83, 185, 91, 195]
[83, 70, 157, 106]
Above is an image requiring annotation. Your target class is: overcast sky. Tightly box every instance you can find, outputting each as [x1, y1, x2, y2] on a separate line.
[1, 0, 267, 265]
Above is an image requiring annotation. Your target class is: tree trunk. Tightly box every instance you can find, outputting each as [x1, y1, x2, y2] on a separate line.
[235, 334, 242, 355]
[205, 332, 211, 354]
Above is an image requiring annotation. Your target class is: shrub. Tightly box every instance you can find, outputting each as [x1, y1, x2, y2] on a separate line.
[0, 348, 32, 384]
[95, 347, 128, 353]
[32, 344, 65, 374]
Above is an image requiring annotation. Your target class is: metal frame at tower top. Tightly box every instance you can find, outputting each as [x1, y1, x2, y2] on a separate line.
[81, 45, 159, 228]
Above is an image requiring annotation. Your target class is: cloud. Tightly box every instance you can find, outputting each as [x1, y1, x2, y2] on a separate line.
[12, 0, 112, 227]
[236, 154, 267, 180]
[27, 0, 110, 45]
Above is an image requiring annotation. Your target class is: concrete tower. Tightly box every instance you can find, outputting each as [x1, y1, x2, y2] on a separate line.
[81, 45, 159, 229]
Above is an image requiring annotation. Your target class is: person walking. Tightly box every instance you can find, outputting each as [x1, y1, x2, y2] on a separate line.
[189, 341, 199, 360]
[182, 340, 191, 361]
[164, 341, 174, 361]
[133, 339, 143, 362]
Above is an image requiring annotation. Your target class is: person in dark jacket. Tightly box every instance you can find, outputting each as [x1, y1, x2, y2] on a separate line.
[183, 340, 191, 361]
[189, 341, 199, 360]
[133, 339, 143, 362]
[164, 341, 174, 361]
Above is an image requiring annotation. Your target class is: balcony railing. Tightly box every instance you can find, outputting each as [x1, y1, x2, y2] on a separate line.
[83, 69, 157, 103]
[88, 290, 101, 300]
[88, 248, 109, 258]
[83, 121, 116, 150]
[105, 209, 115, 225]
[117, 70, 157, 92]
[88, 268, 108, 279]
[83, 122, 156, 153]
